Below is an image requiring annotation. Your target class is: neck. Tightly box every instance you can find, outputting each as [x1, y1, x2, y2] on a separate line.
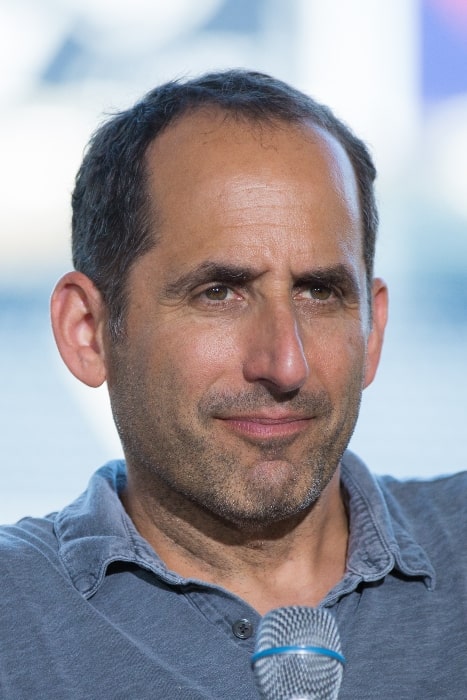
[121, 467, 348, 614]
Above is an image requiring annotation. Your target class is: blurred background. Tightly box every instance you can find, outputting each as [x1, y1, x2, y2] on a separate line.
[1, 0, 466, 523]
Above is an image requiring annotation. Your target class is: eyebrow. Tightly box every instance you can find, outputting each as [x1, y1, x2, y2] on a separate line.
[163, 262, 258, 298]
[163, 261, 361, 299]
[295, 264, 361, 297]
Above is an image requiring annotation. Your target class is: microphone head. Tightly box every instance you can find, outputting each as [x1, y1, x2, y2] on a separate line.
[251, 606, 345, 700]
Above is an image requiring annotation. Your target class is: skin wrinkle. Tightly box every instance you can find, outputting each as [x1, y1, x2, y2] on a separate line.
[163, 262, 361, 303]
[100, 112, 386, 608]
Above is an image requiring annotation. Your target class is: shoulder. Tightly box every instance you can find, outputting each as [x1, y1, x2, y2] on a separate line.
[0, 514, 68, 613]
[378, 469, 467, 515]
[342, 451, 467, 550]
[376, 470, 467, 556]
[343, 449, 467, 518]
[0, 514, 59, 567]
[0, 461, 126, 564]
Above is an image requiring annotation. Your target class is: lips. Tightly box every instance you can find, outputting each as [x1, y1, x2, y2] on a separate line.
[217, 414, 313, 440]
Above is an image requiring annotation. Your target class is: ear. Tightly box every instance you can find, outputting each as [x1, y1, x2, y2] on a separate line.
[50, 271, 108, 388]
[363, 277, 388, 389]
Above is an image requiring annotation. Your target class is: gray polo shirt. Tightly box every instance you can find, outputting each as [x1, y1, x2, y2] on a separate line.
[1, 452, 466, 699]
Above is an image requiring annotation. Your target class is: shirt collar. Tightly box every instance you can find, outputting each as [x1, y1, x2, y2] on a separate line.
[340, 451, 435, 590]
[55, 455, 435, 599]
[54, 461, 183, 598]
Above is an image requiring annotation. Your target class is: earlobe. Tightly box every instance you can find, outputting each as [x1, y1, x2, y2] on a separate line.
[363, 278, 388, 389]
[50, 271, 108, 388]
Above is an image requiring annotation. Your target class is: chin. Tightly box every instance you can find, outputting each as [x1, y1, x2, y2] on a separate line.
[203, 478, 322, 530]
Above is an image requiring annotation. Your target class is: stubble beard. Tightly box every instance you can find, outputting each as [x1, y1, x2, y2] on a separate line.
[111, 372, 363, 530]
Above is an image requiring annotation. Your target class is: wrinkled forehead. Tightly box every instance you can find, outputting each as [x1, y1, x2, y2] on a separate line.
[135, 111, 366, 295]
[144, 108, 361, 231]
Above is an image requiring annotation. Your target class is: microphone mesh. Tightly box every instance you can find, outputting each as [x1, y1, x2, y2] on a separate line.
[253, 606, 344, 699]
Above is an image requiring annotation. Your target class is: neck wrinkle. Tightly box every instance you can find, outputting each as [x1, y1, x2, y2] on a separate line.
[120, 466, 348, 592]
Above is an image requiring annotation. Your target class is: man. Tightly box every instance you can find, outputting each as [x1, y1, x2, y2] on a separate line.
[0, 70, 465, 698]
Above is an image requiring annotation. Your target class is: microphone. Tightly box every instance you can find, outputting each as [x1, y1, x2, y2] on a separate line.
[251, 606, 345, 699]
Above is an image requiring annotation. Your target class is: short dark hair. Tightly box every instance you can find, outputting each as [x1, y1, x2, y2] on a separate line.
[72, 69, 378, 340]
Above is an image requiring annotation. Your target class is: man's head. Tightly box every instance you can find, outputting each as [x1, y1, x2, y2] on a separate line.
[71, 69, 378, 341]
[52, 71, 387, 528]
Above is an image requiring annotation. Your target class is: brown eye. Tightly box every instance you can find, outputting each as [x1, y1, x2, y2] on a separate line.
[310, 286, 332, 301]
[204, 285, 230, 301]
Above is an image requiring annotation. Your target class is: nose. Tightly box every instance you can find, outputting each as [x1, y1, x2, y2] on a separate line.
[242, 300, 309, 394]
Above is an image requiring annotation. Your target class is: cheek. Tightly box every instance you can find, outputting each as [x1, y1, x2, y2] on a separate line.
[304, 320, 367, 391]
[148, 321, 243, 392]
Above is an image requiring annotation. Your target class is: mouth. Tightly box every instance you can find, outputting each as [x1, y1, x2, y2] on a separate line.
[216, 414, 313, 440]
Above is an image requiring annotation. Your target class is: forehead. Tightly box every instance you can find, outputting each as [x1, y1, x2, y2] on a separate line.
[144, 109, 363, 265]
